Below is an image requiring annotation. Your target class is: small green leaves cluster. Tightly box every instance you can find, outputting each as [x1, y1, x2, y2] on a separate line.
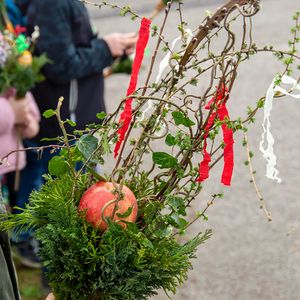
[274, 11, 300, 74]
[165, 131, 192, 150]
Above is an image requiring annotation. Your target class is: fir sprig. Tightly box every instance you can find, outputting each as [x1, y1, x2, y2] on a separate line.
[1, 173, 211, 300]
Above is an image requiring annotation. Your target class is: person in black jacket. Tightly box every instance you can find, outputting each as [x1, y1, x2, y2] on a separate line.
[20, 0, 137, 141]
[10, 0, 137, 272]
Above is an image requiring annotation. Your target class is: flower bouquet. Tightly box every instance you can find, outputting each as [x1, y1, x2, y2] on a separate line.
[1, 0, 299, 299]
[0, 20, 48, 98]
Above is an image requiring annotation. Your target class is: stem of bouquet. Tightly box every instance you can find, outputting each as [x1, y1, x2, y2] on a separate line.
[13, 92, 27, 191]
[13, 132, 21, 191]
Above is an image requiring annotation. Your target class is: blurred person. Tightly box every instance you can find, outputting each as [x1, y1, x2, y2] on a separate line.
[0, 91, 40, 176]
[17, 0, 137, 143]
[0, 90, 40, 300]
[4, 0, 41, 269]
[7, 0, 137, 290]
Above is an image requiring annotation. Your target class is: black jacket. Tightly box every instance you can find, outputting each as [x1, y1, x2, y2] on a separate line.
[17, 0, 113, 142]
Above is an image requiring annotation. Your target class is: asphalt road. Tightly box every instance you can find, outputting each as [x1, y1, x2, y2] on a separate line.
[88, 1, 300, 299]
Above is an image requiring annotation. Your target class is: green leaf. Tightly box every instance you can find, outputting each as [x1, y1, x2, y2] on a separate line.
[101, 131, 111, 154]
[66, 119, 77, 127]
[43, 109, 56, 119]
[59, 148, 68, 157]
[48, 156, 69, 176]
[170, 214, 189, 229]
[167, 196, 187, 216]
[76, 134, 98, 159]
[116, 206, 133, 218]
[172, 111, 195, 127]
[96, 112, 106, 120]
[141, 237, 154, 249]
[154, 226, 173, 238]
[152, 152, 178, 169]
[171, 52, 181, 60]
[165, 134, 176, 146]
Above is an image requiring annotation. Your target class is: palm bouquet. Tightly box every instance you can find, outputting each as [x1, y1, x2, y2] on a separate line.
[1, 0, 300, 299]
[0, 1, 48, 98]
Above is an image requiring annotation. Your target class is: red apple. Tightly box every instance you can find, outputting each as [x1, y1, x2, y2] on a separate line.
[78, 181, 138, 231]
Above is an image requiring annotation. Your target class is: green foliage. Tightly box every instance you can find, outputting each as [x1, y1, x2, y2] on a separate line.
[0, 53, 49, 98]
[152, 152, 178, 169]
[96, 112, 107, 120]
[165, 133, 176, 146]
[172, 111, 195, 127]
[76, 135, 99, 160]
[165, 131, 192, 151]
[43, 109, 56, 119]
[273, 11, 300, 75]
[1, 174, 211, 300]
[66, 119, 77, 127]
[48, 156, 69, 176]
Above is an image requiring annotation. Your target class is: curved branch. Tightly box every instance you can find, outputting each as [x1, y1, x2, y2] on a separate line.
[178, 0, 261, 71]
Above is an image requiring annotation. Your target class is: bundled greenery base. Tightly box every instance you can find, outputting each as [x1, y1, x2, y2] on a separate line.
[4, 174, 211, 300]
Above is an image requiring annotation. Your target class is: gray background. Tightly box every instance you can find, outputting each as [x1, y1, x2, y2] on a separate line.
[87, 1, 300, 299]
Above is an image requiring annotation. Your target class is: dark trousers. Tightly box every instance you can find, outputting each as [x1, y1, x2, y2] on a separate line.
[7, 140, 57, 242]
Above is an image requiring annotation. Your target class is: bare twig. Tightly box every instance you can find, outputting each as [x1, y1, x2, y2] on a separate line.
[243, 131, 272, 221]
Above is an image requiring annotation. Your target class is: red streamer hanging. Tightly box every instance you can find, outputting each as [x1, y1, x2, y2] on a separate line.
[114, 17, 151, 158]
[196, 85, 234, 186]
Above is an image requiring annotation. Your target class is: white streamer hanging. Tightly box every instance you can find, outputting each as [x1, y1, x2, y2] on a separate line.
[139, 29, 193, 122]
[260, 75, 300, 183]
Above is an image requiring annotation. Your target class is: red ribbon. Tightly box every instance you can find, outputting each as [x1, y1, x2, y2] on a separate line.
[114, 18, 151, 158]
[196, 85, 234, 186]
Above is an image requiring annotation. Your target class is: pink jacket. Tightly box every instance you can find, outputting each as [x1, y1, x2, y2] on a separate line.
[0, 92, 40, 175]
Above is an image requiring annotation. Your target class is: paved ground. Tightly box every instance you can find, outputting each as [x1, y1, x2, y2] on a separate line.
[88, 1, 300, 299]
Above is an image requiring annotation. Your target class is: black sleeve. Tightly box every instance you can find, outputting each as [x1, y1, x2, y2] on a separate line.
[32, 1, 113, 84]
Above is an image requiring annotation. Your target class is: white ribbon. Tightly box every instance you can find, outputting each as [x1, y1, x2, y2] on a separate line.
[260, 75, 300, 183]
[139, 29, 193, 122]
[155, 29, 193, 83]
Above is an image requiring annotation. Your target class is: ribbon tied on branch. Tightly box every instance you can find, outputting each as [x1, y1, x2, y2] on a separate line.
[114, 17, 151, 158]
[196, 84, 234, 186]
